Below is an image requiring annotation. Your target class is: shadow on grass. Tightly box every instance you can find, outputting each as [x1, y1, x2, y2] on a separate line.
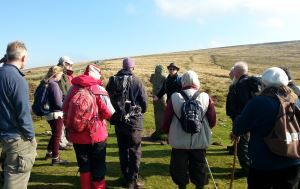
[29, 172, 79, 189]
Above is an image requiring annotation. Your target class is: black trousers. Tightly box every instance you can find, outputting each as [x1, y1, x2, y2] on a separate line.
[248, 165, 300, 189]
[170, 148, 208, 187]
[73, 142, 106, 181]
[115, 128, 142, 182]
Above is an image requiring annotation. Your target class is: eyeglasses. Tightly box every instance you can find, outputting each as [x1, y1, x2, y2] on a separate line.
[168, 68, 176, 71]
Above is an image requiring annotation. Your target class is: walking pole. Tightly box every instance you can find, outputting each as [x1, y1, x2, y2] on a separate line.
[205, 157, 218, 189]
[229, 141, 238, 189]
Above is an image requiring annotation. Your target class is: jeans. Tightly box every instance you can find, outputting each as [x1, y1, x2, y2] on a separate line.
[0, 137, 37, 189]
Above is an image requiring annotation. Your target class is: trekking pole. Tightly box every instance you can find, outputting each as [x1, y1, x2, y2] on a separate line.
[229, 141, 238, 189]
[205, 157, 218, 189]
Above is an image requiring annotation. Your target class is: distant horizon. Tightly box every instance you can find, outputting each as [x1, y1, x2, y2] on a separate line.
[2, 1, 300, 69]
[22, 39, 299, 70]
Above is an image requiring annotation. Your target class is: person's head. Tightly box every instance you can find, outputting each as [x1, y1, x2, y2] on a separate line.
[167, 62, 179, 76]
[57, 56, 74, 71]
[44, 66, 64, 81]
[5, 41, 28, 69]
[261, 67, 289, 89]
[233, 61, 248, 80]
[155, 64, 164, 75]
[122, 57, 135, 71]
[84, 64, 102, 80]
[181, 70, 200, 89]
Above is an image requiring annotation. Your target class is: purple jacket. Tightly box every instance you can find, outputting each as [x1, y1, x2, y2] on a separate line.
[47, 79, 63, 112]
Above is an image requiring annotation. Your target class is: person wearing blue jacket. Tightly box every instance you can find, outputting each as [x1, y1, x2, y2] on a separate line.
[232, 67, 300, 189]
[0, 41, 36, 189]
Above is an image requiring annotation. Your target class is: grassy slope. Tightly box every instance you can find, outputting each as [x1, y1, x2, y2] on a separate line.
[27, 41, 300, 189]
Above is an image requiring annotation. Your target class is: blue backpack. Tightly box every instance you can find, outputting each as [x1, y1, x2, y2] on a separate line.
[175, 91, 205, 134]
[32, 80, 50, 116]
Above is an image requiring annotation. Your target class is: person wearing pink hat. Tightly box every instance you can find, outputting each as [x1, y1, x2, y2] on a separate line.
[63, 64, 115, 189]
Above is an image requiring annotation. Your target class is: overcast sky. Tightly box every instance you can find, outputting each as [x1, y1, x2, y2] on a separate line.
[1, 0, 299, 68]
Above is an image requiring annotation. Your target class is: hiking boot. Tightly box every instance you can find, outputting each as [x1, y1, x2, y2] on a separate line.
[59, 145, 72, 150]
[44, 152, 52, 160]
[134, 180, 144, 189]
[52, 158, 69, 166]
[66, 142, 73, 147]
[234, 170, 248, 179]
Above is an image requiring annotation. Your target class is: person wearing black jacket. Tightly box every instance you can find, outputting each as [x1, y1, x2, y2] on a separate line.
[228, 61, 253, 178]
[106, 58, 147, 189]
[153, 62, 181, 102]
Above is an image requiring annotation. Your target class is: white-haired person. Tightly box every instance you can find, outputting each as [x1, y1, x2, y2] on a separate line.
[232, 67, 300, 189]
[161, 70, 216, 189]
[228, 61, 253, 177]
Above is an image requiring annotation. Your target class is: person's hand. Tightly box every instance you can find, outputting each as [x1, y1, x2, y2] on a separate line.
[153, 95, 159, 101]
[230, 132, 240, 143]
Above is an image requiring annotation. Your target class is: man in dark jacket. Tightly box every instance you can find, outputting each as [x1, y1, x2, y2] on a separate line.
[106, 58, 147, 189]
[0, 41, 36, 189]
[153, 62, 181, 102]
[229, 61, 253, 177]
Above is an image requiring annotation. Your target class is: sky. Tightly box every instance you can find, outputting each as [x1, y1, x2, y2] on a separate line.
[1, 0, 300, 68]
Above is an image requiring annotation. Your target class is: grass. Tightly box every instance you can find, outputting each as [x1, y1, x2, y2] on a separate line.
[29, 104, 246, 189]
[25, 40, 300, 189]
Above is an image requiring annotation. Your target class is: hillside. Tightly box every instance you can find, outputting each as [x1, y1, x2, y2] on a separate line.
[25, 40, 300, 189]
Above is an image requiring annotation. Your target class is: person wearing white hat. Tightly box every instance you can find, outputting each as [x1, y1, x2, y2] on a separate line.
[232, 67, 300, 189]
[56, 56, 74, 150]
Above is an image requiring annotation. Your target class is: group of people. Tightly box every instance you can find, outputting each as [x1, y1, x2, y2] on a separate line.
[226, 62, 300, 189]
[0, 40, 300, 189]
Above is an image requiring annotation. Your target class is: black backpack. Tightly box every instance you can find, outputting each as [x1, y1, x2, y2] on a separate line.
[108, 75, 132, 113]
[247, 76, 262, 97]
[175, 91, 205, 134]
[32, 80, 50, 116]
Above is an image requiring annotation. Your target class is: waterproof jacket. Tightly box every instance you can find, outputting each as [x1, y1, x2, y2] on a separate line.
[0, 64, 34, 140]
[156, 74, 181, 101]
[233, 95, 300, 170]
[106, 69, 147, 131]
[161, 87, 216, 149]
[63, 75, 115, 144]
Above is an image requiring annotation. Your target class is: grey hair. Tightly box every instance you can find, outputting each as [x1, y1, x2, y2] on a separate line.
[234, 61, 248, 75]
[6, 41, 27, 61]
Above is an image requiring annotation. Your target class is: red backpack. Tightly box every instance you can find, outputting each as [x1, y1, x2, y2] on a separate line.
[64, 87, 98, 133]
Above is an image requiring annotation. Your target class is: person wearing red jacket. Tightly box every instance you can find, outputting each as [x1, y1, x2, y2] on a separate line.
[63, 64, 115, 189]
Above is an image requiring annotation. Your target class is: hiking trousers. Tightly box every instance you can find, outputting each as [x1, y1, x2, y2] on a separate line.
[170, 148, 208, 187]
[47, 118, 63, 158]
[115, 129, 142, 182]
[73, 142, 106, 181]
[0, 137, 37, 189]
[248, 165, 300, 189]
[237, 133, 250, 175]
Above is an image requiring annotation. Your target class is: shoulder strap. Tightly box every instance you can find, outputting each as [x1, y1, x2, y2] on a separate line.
[191, 90, 201, 100]
[180, 91, 189, 101]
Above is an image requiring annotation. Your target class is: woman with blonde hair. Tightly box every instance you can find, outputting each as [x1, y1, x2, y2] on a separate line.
[43, 66, 68, 165]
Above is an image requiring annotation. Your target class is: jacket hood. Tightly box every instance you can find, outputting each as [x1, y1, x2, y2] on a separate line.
[116, 69, 133, 76]
[72, 75, 103, 87]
